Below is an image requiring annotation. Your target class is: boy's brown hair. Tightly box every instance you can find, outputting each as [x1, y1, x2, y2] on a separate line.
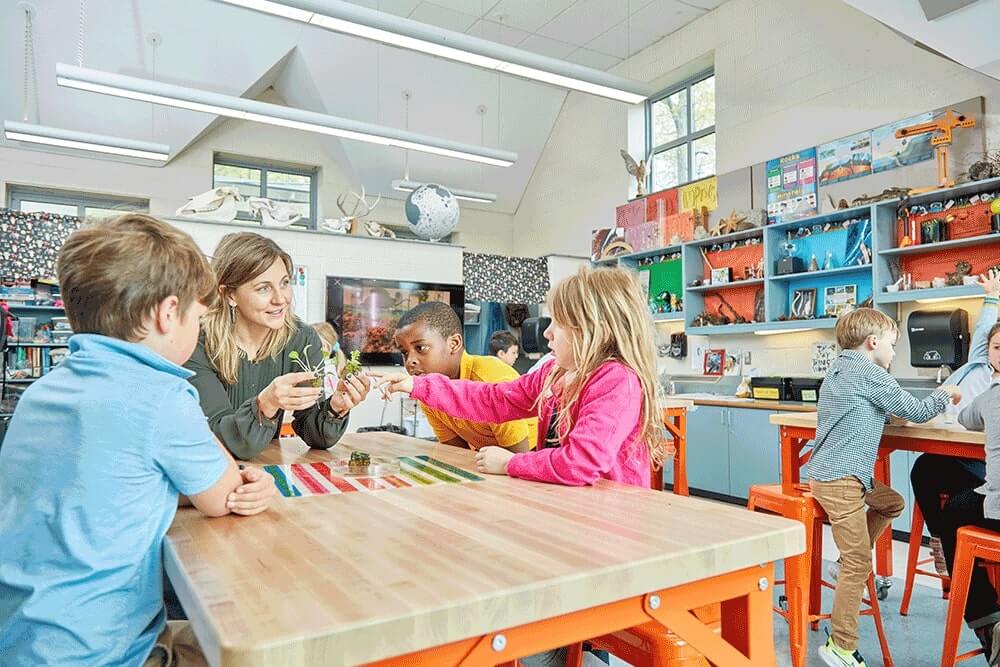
[835, 308, 898, 349]
[57, 214, 217, 341]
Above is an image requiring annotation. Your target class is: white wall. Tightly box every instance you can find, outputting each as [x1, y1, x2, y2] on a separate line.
[1, 89, 515, 256]
[514, 0, 1000, 380]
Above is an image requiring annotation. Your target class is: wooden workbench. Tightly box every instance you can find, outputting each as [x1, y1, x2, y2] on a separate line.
[165, 432, 804, 666]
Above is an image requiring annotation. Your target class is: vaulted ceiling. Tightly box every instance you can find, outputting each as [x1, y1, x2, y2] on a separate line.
[0, 0, 724, 213]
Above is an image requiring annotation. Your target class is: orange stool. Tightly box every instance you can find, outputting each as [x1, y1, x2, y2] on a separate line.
[899, 499, 951, 615]
[747, 484, 893, 667]
[941, 526, 1000, 666]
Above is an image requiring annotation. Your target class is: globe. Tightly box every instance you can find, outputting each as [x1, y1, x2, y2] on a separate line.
[404, 184, 460, 242]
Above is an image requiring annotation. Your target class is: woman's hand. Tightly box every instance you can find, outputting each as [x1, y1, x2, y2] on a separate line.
[258, 371, 324, 418]
[227, 467, 276, 516]
[474, 446, 515, 475]
[368, 371, 414, 399]
[328, 372, 371, 417]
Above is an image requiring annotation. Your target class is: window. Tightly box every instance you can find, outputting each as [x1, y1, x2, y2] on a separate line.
[212, 154, 318, 228]
[646, 70, 715, 191]
[7, 185, 148, 219]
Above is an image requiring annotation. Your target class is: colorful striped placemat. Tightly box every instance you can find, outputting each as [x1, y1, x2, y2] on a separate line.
[263, 455, 484, 498]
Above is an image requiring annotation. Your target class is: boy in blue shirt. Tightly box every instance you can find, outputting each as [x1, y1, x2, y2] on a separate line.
[804, 308, 960, 667]
[0, 214, 275, 666]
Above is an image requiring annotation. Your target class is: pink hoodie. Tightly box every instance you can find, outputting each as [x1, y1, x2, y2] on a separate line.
[410, 359, 651, 488]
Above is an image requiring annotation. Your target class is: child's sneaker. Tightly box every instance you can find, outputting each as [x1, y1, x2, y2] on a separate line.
[930, 536, 949, 576]
[818, 635, 867, 667]
[973, 622, 1000, 665]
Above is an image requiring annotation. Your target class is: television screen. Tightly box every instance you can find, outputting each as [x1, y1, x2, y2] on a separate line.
[326, 276, 464, 366]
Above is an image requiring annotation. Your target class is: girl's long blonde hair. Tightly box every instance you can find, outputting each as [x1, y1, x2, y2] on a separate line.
[537, 266, 665, 467]
[202, 232, 297, 385]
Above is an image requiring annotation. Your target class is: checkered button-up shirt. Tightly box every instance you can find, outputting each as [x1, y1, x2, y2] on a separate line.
[803, 349, 949, 490]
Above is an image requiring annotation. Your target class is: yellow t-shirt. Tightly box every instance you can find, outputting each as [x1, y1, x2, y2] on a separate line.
[421, 352, 537, 450]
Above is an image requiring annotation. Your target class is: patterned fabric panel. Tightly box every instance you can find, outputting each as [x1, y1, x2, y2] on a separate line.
[0, 209, 81, 281]
[463, 252, 550, 304]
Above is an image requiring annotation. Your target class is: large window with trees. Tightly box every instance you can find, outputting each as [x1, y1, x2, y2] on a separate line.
[646, 70, 715, 192]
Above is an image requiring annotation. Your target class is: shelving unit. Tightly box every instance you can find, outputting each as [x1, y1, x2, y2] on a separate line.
[593, 176, 1000, 334]
[6, 342, 69, 348]
[2, 302, 69, 420]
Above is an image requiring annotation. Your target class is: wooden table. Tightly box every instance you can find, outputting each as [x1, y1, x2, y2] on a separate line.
[165, 432, 804, 667]
[654, 399, 693, 495]
[769, 412, 985, 577]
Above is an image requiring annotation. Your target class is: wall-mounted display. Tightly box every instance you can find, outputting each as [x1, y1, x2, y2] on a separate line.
[818, 131, 872, 185]
[766, 148, 817, 224]
[791, 287, 817, 319]
[872, 112, 935, 173]
[680, 176, 718, 213]
[703, 348, 725, 376]
[823, 284, 857, 317]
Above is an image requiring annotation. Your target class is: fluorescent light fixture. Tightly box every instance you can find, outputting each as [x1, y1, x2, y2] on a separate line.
[4, 120, 169, 161]
[392, 179, 496, 204]
[56, 64, 517, 167]
[753, 327, 812, 336]
[916, 294, 984, 304]
[213, 0, 654, 104]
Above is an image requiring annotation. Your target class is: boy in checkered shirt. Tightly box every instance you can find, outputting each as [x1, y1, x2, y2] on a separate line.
[804, 308, 961, 667]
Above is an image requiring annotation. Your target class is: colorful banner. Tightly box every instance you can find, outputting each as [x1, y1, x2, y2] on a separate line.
[264, 456, 484, 498]
[679, 176, 718, 212]
[766, 148, 817, 224]
[872, 112, 935, 173]
[817, 131, 872, 185]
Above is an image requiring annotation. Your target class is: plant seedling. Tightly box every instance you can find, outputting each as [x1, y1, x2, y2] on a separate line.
[343, 350, 362, 377]
[289, 344, 331, 388]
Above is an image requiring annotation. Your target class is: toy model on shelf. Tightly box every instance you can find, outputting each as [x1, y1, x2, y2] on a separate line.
[895, 110, 977, 193]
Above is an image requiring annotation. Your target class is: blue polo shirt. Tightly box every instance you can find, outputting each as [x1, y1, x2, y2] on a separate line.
[0, 334, 228, 666]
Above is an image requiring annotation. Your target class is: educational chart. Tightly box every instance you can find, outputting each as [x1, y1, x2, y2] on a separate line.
[817, 132, 872, 185]
[264, 455, 484, 498]
[872, 112, 934, 173]
[766, 148, 817, 224]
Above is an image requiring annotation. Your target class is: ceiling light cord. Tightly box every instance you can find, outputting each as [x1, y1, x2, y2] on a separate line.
[22, 6, 39, 123]
[403, 89, 410, 180]
[76, 0, 86, 67]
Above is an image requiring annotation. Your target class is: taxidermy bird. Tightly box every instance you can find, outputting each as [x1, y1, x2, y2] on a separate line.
[620, 149, 651, 197]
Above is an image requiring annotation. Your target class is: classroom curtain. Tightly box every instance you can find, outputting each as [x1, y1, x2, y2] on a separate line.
[0, 209, 81, 281]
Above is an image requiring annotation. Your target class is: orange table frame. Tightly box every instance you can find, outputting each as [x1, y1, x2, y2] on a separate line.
[777, 423, 985, 578]
[363, 563, 776, 667]
[652, 406, 689, 496]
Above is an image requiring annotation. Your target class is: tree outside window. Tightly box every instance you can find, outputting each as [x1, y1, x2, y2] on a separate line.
[647, 71, 715, 192]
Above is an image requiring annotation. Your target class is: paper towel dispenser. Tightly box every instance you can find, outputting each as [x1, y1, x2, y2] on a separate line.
[907, 309, 969, 369]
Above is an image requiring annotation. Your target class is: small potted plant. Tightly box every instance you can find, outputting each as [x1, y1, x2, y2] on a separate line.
[288, 344, 331, 388]
[342, 349, 362, 377]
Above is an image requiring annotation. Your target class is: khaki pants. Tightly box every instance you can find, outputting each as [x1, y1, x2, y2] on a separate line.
[143, 621, 208, 667]
[809, 477, 904, 651]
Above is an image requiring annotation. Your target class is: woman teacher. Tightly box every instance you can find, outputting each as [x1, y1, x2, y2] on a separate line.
[186, 232, 369, 459]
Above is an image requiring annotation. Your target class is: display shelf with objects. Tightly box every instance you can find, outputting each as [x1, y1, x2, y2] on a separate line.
[872, 176, 1000, 305]
[683, 227, 765, 331]
[615, 244, 686, 321]
[2, 296, 72, 418]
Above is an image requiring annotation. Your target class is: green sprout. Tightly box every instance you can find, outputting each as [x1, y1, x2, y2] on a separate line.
[343, 350, 362, 377]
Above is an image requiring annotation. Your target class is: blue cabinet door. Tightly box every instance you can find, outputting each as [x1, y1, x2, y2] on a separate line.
[686, 405, 731, 495]
[728, 409, 781, 500]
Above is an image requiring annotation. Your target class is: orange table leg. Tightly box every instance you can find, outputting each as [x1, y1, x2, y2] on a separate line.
[663, 408, 689, 496]
[363, 564, 778, 667]
[873, 453, 894, 579]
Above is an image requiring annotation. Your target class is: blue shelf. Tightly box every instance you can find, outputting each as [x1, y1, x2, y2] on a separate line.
[616, 245, 683, 262]
[766, 204, 873, 233]
[2, 304, 63, 311]
[878, 232, 1000, 257]
[768, 264, 871, 283]
[652, 312, 684, 322]
[685, 227, 763, 248]
[876, 284, 985, 304]
[686, 323, 764, 336]
[687, 278, 764, 293]
[3, 378, 35, 384]
[6, 342, 69, 348]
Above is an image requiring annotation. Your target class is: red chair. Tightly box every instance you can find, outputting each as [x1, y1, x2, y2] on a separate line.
[899, 499, 951, 615]
[747, 484, 893, 667]
[941, 526, 1000, 666]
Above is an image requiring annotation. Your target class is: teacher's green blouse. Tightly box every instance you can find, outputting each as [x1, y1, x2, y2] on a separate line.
[185, 321, 348, 460]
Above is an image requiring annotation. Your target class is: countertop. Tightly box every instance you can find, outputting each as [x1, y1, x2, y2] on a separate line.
[672, 393, 818, 413]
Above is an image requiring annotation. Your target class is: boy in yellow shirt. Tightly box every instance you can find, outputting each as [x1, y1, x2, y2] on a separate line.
[394, 302, 536, 451]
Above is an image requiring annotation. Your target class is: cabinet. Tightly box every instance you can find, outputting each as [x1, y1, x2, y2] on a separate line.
[685, 405, 783, 499]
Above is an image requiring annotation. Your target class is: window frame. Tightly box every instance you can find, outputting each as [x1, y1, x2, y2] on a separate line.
[212, 153, 319, 229]
[6, 184, 149, 218]
[645, 69, 716, 192]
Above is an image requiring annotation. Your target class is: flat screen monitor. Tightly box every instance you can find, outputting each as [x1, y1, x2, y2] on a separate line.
[325, 276, 464, 366]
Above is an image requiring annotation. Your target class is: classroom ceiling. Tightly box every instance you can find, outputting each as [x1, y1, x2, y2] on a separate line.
[0, 0, 724, 213]
[841, 0, 1000, 82]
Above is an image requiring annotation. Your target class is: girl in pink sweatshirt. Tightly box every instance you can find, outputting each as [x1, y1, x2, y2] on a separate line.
[374, 266, 665, 489]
